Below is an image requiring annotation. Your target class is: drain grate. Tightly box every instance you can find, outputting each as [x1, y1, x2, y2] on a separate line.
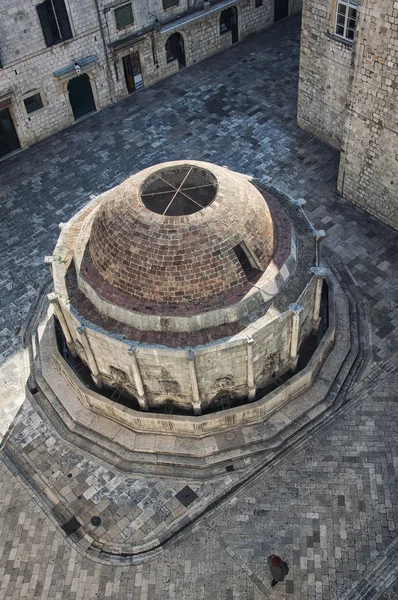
[175, 485, 198, 507]
[61, 516, 81, 536]
[90, 516, 102, 527]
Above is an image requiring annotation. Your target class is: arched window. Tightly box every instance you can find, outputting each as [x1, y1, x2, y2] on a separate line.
[219, 7, 238, 43]
[165, 32, 186, 69]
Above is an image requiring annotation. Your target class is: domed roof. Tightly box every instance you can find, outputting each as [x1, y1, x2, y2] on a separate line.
[84, 161, 275, 307]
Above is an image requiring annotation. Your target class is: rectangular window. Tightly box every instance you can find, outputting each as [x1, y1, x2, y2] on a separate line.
[114, 3, 134, 30]
[24, 93, 44, 114]
[36, 0, 72, 47]
[232, 243, 262, 281]
[255, 0, 263, 6]
[335, 0, 358, 41]
[162, 0, 179, 9]
[233, 244, 252, 276]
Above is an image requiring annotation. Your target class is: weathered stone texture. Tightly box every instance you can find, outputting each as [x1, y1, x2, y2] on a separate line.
[297, 272, 317, 346]
[0, 0, 301, 151]
[298, 0, 352, 148]
[338, 1, 398, 229]
[252, 309, 292, 387]
[298, 0, 398, 229]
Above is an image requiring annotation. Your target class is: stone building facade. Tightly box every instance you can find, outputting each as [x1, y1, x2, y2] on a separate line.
[0, 0, 301, 156]
[298, 0, 398, 229]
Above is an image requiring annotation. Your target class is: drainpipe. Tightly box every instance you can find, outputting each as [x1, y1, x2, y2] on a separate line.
[93, 0, 116, 101]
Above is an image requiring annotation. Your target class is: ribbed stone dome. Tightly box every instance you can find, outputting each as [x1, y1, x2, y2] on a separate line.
[85, 161, 275, 306]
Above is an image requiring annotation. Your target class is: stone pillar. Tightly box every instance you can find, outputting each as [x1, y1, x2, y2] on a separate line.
[127, 347, 148, 411]
[47, 292, 77, 357]
[187, 349, 202, 416]
[314, 229, 326, 267]
[310, 267, 327, 333]
[44, 255, 56, 276]
[246, 337, 256, 401]
[289, 303, 304, 370]
[76, 325, 103, 388]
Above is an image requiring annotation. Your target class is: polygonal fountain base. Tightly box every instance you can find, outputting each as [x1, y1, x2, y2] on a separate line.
[31, 259, 360, 480]
[2, 251, 369, 562]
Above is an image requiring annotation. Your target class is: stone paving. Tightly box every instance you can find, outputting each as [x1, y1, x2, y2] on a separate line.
[0, 14, 398, 599]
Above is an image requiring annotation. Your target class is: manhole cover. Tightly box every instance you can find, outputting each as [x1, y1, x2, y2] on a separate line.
[175, 485, 198, 508]
[90, 516, 102, 527]
[225, 433, 235, 441]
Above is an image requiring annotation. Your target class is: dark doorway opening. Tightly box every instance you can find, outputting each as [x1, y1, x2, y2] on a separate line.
[274, 0, 289, 22]
[0, 108, 20, 158]
[220, 7, 239, 44]
[165, 33, 186, 70]
[123, 51, 144, 93]
[67, 74, 96, 120]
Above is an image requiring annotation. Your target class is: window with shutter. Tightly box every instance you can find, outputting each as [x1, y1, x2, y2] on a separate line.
[36, 0, 72, 47]
[53, 0, 72, 40]
[114, 4, 134, 30]
[162, 0, 179, 9]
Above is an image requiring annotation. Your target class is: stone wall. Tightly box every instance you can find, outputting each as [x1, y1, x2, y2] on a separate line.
[297, 0, 352, 149]
[0, 0, 298, 153]
[289, 0, 303, 16]
[47, 299, 335, 437]
[0, 0, 107, 148]
[298, 0, 398, 229]
[338, 0, 398, 229]
[297, 274, 317, 347]
[252, 309, 292, 388]
[57, 270, 317, 411]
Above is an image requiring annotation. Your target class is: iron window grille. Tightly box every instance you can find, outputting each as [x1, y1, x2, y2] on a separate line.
[141, 165, 217, 216]
[114, 3, 134, 30]
[36, 0, 72, 47]
[23, 93, 44, 114]
[162, 0, 179, 10]
[335, 0, 358, 41]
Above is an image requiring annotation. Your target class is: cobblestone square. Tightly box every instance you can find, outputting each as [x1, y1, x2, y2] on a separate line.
[0, 15, 397, 599]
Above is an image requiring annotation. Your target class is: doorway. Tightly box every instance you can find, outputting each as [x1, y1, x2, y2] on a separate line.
[67, 74, 96, 120]
[123, 52, 144, 93]
[220, 7, 239, 44]
[165, 33, 186, 70]
[274, 0, 289, 22]
[0, 108, 20, 158]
